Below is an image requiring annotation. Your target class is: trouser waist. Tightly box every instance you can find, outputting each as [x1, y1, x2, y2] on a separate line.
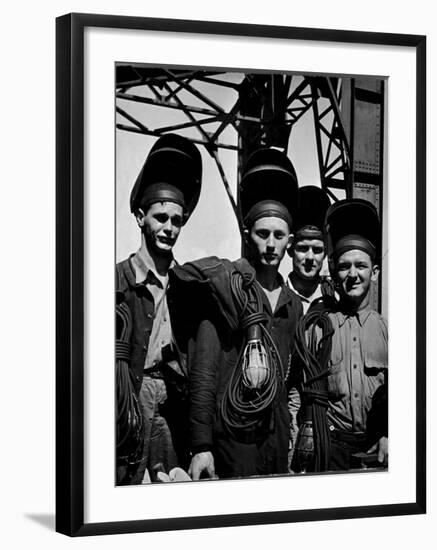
[330, 428, 367, 445]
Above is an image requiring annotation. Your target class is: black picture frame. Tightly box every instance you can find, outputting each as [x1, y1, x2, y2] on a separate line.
[56, 12, 426, 537]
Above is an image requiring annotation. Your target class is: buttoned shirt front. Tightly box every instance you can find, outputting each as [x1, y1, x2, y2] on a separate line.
[326, 307, 388, 433]
[131, 249, 174, 372]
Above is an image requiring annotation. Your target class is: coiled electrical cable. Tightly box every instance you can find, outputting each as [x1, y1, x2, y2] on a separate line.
[116, 301, 144, 465]
[220, 270, 284, 434]
[294, 308, 334, 471]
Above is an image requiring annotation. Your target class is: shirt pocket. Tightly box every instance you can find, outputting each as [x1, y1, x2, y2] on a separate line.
[363, 352, 386, 406]
[363, 354, 387, 375]
[327, 346, 348, 401]
[363, 323, 388, 371]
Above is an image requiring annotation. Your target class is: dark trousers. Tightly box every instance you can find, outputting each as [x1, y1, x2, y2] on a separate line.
[213, 404, 289, 479]
[328, 430, 369, 471]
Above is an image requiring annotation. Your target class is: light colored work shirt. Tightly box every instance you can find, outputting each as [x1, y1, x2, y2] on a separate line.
[326, 307, 388, 433]
[131, 249, 174, 372]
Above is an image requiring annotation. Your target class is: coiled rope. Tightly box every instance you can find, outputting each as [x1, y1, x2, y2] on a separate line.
[294, 308, 334, 471]
[220, 270, 284, 434]
[116, 301, 144, 465]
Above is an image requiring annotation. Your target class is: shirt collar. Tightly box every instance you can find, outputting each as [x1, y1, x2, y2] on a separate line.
[275, 284, 297, 312]
[337, 304, 372, 327]
[287, 276, 322, 304]
[258, 275, 296, 314]
[131, 248, 175, 287]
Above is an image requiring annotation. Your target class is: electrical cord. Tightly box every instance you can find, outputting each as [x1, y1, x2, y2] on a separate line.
[294, 307, 334, 471]
[220, 270, 284, 435]
[116, 301, 144, 465]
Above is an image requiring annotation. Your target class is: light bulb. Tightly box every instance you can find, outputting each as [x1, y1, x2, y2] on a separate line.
[242, 325, 270, 389]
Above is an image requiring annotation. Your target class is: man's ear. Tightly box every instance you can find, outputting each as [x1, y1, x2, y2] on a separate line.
[135, 208, 146, 228]
[286, 233, 294, 251]
[371, 263, 380, 283]
[243, 228, 251, 247]
[329, 257, 337, 281]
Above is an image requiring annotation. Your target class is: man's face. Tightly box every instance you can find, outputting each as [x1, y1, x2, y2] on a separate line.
[335, 249, 379, 306]
[136, 201, 184, 255]
[292, 238, 325, 280]
[247, 216, 292, 268]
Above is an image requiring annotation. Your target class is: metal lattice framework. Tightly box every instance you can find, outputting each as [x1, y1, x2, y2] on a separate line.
[116, 66, 380, 234]
[309, 78, 352, 202]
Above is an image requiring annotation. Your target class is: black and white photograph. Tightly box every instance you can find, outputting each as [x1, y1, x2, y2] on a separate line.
[1, 0, 432, 546]
[52, 9, 426, 539]
[114, 66, 388, 485]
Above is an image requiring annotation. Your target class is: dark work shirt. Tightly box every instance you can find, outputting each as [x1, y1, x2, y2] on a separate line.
[189, 280, 302, 477]
[130, 250, 175, 372]
[116, 253, 183, 393]
[116, 256, 155, 393]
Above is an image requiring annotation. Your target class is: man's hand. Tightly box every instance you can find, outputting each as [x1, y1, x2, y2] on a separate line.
[367, 436, 388, 465]
[188, 451, 217, 480]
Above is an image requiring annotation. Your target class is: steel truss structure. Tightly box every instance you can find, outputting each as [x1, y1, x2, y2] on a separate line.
[116, 66, 384, 236]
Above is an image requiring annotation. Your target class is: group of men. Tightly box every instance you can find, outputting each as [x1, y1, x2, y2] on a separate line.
[115, 133, 388, 485]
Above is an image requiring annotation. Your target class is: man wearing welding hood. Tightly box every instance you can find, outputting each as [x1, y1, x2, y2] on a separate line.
[287, 186, 335, 314]
[286, 186, 336, 461]
[115, 134, 202, 484]
[292, 198, 388, 473]
[169, 148, 302, 480]
[323, 199, 388, 470]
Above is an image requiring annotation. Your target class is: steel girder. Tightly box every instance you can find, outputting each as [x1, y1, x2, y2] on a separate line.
[116, 66, 382, 234]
